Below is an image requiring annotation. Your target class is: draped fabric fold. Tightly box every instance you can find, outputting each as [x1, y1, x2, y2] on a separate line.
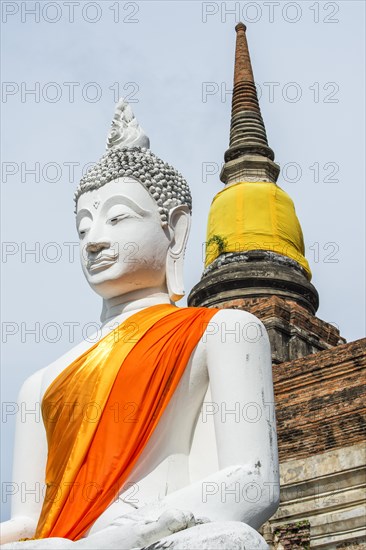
[35, 304, 218, 540]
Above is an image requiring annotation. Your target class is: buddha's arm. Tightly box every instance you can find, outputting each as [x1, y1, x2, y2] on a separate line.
[1, 369, 48, 544]
[203, 308, 280, 526]
[131, 309, 279, 528]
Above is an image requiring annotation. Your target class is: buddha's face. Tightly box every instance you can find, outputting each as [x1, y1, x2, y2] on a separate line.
[76, 177, 172, 299]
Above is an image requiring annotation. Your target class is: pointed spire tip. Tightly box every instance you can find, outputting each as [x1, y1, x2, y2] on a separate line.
[225, 19, 276, 164]
[235, 22, 247, 32]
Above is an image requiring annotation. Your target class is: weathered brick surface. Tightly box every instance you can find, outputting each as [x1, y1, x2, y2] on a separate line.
[273, 521, 310, 549]
[273, 338, 366, 461]
[216, 296, 343, 347]
[215, 295, 345, 363]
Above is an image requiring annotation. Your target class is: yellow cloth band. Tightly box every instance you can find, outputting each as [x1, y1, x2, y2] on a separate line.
[205, 181, 311, 279]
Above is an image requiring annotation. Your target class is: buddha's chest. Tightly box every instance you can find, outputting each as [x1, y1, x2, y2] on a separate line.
[41, 330, 209, 482]
[39, 316, 209, 534]
[87, 355, 210, 535]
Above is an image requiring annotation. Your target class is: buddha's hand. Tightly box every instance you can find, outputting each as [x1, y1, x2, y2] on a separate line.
[104, 507, 210, 550]
[156, 509, 208, 535]
[132, 508, 208, 550]
[111, 504, 209, 531]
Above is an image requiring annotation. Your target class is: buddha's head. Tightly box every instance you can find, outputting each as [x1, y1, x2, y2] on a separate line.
[74, 100, 192, 303]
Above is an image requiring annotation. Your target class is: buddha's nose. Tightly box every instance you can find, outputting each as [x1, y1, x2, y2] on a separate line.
[86, 241, 110, 254]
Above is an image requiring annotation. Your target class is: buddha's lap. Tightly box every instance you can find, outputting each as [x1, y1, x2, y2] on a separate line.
[1, 521, 268, 550]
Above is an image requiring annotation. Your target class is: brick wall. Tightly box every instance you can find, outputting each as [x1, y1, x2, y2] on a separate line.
[215, 296, 345, 363]
[273, 521, 311, 549]
[273, 338, 366, 461]
[216, 296, 344, 345]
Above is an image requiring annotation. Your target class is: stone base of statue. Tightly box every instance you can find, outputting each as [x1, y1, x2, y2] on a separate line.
[138, 522, 269, 550]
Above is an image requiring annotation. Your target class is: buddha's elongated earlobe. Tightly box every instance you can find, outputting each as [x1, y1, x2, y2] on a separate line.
[166, 205, 191, 302]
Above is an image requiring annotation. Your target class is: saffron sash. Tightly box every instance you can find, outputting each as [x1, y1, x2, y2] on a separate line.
[35, 304, 217, 540]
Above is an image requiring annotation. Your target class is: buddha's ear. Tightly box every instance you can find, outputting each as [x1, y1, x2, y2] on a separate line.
[166, 205, 191, 302]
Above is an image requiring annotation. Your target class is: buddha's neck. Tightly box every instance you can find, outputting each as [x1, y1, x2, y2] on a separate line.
[101, 287, 173, 325]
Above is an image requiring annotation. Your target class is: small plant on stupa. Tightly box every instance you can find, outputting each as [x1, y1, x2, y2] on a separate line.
[206, 234, 228, 260]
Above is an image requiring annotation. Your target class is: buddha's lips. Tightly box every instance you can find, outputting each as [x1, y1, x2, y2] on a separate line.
[87, 253, 118, 273]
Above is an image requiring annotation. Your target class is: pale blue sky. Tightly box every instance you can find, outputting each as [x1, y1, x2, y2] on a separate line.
[1, 0, 365, 521]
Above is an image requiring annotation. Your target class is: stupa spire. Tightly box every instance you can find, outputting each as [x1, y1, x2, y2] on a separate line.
[221, 23, 280, 184]
[233, 23, 255, 87]
[189, 22, 319, 353]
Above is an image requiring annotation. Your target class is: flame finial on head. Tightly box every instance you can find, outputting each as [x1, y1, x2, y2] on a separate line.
[106, 98, 150, 150]
[76, 99, 192, 224]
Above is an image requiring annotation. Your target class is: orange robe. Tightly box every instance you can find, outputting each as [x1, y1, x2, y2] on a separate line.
[35, 304, 218, 540]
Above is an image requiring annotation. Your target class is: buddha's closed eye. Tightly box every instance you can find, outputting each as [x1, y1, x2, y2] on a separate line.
[106, 203, 141, 225]
[109, 214, 130, 225]
[77, 216, 92, 238]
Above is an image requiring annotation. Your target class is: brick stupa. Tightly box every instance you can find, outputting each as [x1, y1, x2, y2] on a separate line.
[188, 23, 366, 548]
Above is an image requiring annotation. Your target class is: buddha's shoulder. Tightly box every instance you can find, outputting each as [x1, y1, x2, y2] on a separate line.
[19, 339, 94, 399]
[197, 307, 268, 348]
[17, 367, 47, 400]
[199, 306, 264, 326]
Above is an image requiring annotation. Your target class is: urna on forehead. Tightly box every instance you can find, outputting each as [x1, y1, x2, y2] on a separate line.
[74, 99, 192, 226]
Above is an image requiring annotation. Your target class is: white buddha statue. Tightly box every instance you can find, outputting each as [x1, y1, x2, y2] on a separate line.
[0, 101, 279, 550]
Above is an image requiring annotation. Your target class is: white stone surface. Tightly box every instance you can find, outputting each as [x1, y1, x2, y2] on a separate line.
[107, 99, 150, 150]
